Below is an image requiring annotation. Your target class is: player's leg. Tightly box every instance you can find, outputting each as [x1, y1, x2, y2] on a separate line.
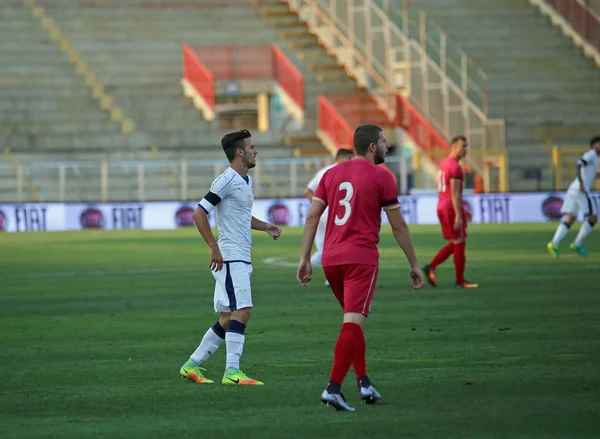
[424, 209, 455, 287]
[570, 196, 597, 256]
[220, 262, 263, 385]
[343, 266, 381, 404]
[319, 265, 355, 411]
[321, 265, 380, 411]
[548, 193, 578, 257]
[451, 208, 478, 288]
[180, 271, 232, 383]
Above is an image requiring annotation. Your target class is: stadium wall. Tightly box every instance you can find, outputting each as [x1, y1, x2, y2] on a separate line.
[1, 192, 598, 232]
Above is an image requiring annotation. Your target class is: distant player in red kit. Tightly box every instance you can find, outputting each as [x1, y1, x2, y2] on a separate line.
[424, 135, 478, 289]
[297, 124, 423, 412]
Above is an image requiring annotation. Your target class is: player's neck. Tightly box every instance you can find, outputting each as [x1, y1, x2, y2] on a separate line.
[353, 155, 374, 164]
[230, 161, 249, 177]
[450, 153, 461, 161]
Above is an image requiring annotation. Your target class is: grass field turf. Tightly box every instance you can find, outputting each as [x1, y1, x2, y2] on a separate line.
[1, 223, 599, 439]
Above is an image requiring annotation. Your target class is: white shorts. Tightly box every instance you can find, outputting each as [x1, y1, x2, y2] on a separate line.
[212, 261, 253, 313]
[561, 191, 598, 216]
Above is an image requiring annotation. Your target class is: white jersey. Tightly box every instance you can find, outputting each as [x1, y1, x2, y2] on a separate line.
[568, 149, 599, 193]
[199, 167, 254, 262]
[307, 163, 336, 193]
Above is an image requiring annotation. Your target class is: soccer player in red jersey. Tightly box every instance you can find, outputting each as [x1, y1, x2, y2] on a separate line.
[424, 135, 479, 289]
[297, 124, 424, 412]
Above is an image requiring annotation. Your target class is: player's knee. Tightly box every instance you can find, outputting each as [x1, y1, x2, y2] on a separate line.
[343, 312, 365, 327]
[587, 215, 597, 226]
[219, 312, 232, 328]
[563, 215, 576, 226]
[232, 307, 252, 325]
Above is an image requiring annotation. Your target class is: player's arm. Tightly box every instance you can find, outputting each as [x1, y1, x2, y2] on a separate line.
[298, 198, 326, 286]
[385, 208, 419, 269]
[192, 205, 223, 271]
[251, 216, 281, 240]
[196, 176, 234, 272]
[304, 187, 314, 201]
[450, 178, 463, 227]
[385, 208, 423, 289]
[576, 155, 589, 192]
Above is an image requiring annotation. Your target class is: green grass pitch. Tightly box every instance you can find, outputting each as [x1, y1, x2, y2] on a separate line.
[1, 224, 599, 439]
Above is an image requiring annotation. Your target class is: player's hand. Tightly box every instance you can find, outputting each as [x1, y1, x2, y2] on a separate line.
[409, 266, 424, 289]
[209, 246, 224, 272]
[266, 224, 282, 240]
[453, 216, 463, 231]
[297, 259, 312, 287]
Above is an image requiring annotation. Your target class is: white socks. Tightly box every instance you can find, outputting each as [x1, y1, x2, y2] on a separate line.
[575, 221, 594, 246]
[552, 223, 570, 246]
[190, 326, 225, 365]
[225, 332, 245, 370]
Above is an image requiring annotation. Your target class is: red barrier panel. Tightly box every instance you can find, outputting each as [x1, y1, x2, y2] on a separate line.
[395, 94, 449, 164]
[317, 95, 354, 149]
[191, 46, 272, 80]
[182, 45, 305, 112]
[271, 45, 304, 110]
[546, 0, 600, 51]
[182, 44, 215, 111]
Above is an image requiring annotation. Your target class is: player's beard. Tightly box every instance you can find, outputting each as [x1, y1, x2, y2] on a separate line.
[244, 154, 256, 169]
[374, 148, 385, 165]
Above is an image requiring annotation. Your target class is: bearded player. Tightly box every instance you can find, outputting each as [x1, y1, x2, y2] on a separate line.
[298, 124, 423, 411]
[424, 135, 478, 289]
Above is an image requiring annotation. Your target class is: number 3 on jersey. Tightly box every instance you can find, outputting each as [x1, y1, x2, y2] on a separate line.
[334, 182, 354, 226]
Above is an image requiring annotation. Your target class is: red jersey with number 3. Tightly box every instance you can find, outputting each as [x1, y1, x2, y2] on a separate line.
[313, 159, 400, 267]
[438, 156, 463, 209]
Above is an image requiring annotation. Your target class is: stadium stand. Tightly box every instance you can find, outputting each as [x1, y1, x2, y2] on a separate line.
[407, 0, 600, 191]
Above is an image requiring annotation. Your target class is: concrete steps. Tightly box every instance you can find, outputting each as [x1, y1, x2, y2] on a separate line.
[413, 0, 600, 190]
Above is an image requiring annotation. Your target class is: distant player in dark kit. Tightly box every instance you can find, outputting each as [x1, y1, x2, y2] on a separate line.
[297, 124, 424, 412]
[424, 135, 478, 289]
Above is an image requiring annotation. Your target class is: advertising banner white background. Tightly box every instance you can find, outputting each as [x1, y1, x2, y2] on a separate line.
[0, 192, 598, 232]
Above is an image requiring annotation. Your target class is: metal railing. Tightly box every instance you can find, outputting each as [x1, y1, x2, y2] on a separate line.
[542, 0, 600, 52]
[375, 0, 489, 113]
[0, 156, 413, 203]
[285, 0, 506, 177]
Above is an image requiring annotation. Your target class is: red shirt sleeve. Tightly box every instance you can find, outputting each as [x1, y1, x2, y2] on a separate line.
[379, 168, 400, 211]
[313, 170, 328, 206]
[448, 161, 463, 180]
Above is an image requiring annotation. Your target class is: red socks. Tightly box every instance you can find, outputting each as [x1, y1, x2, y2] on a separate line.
[352, 325, 367, 378]
[453, 241, 466, 284]
[330, 322, 365, 385]
[430, 242, 455, 269]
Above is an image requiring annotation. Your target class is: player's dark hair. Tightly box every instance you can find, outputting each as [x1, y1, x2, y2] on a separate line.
[336, 148, 354, 160]
[590, 135, 600, 147]
[451, 135, 467, 145]
[221, 129, 252, 162]
[353, 124, 382, 156]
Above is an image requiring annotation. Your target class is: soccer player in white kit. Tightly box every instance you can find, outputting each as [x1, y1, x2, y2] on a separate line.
[547, 136, 600, 258]
[304, 149, 353, 282]
[180, 130, 281, 385]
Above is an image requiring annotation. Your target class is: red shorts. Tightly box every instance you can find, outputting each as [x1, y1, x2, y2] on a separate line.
[323, 264, 379, 317]
[438, 207, 468, 240]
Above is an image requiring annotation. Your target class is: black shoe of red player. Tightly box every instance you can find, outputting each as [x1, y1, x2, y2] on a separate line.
[423, 264, 437, 287]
